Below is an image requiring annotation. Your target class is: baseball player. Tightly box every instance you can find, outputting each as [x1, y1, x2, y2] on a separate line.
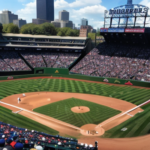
[18, 97, 21, 104]
[23, 93, 26, 97]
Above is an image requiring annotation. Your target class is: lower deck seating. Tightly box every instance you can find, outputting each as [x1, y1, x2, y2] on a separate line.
[0, 51, 31, 71]
[71, 43, 150, 82]
[0, 121, 95, 150]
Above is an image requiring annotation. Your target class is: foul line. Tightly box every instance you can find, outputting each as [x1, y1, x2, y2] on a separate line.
[0, 101, 81, 131]
[99, 99, 150, 127]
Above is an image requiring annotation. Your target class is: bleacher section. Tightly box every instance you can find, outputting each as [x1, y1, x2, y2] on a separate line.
[21, 51, 46, 68]
[0, 121, 96, 150]
[71, 43, 150, 82]
[0, 51, 81, 71]
[0, 51, 31, 71]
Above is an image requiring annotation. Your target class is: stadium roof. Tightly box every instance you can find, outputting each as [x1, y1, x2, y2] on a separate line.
[3, 43, 84, 49]
[2, 33, 87, 40]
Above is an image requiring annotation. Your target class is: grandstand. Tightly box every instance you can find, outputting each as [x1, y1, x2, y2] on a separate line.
[0, 34, 91, 76]
[71, 43, 150, 82]
[1, 1, 150, 150]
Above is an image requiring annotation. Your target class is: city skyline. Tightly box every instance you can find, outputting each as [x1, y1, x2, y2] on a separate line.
[0, 0, 148, 29]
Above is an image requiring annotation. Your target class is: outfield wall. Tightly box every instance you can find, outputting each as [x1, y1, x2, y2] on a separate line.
[34, 68, 69, 75]
[0, 68, 149, 88]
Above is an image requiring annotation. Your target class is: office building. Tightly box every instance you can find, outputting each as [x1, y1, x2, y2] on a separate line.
[51, 10, 73, 29]
[81, 25, 93, 32]
[51, 19, 61, 28]
[0, 10, 18, 24]
[60, 21, 73, 28]
[36, 0, 54, 22]
[59, 10, 69, 21]
[127, 0, 132, 5]
[73, 24, 75, 29]
[13, 19, 26, 28]
[81, 18, 88, 26]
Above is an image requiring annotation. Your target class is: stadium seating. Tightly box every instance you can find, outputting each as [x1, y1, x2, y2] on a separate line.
[0, 43, 150, 82]
[20, 51, 80, 69]
[0, 121, 96, 150]
[71, 43, 150, 82]
[21, 51, 46, 68]
[0, 51, 31, 71]
[0, 50, 81, 71]
[42, 52, 80, 68]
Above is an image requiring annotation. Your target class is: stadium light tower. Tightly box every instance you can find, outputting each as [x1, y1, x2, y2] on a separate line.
[127, 0, 132, 5]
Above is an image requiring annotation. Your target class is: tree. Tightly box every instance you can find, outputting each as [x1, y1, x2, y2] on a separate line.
[96, 28, 100, 36]
[20, 23, 35, 34]
[2, 23, 19, 33]
[57, 31, 64, 36]
[2, 24, 9, 33]
[73, 29, 79, 36]
[40, 23, 57, 35]
[7, 24, 19, 33]
[4, 22, 80, 36]
[65, 29, 75, 36]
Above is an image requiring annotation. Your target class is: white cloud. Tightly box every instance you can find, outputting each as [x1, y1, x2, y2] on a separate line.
[15, 0, 106, 28]
[54, 0, 69, 9]
[72, 5, 105, 15]
[16, 0, 36, 21]
[18, 0, 27, 2]
[139, 0, 150, 27]
[69, 0, 102, 8]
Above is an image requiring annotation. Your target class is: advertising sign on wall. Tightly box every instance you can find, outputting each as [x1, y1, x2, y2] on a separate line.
[100, 28, 108, 32]
[109, 7, 148, 15]
[125, 28, 145, 33]
[108, 28, 125, 33]
[7, 76, 13, 80]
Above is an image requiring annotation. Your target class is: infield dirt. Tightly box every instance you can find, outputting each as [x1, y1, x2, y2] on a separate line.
[0, 91, 144, 149]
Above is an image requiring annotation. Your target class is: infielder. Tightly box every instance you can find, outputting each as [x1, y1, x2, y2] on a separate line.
[22, 93, 26, 97]
[18, 97, 21, 104]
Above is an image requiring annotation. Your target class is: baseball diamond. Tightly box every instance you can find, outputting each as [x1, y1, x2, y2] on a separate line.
[0, 76, 150, 150]
[1, 0, 150, 148]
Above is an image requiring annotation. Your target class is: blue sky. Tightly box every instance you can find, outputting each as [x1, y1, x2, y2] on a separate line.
[0, 0, 148, 29]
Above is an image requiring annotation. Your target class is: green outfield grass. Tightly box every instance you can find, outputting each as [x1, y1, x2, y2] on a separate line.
[34, 98, 120, 127]
[0, 106, 58, 135]
[0, 78, 150, 105]
[0, 78, 150, 138]
[102, 103, 150, 138]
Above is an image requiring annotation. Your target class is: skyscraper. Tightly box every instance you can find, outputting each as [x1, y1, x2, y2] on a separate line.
[0, 10, 18, 24]
[81, 18, 88, 26]
[36, 0, 54, 22]
[127, 0, 132, 5]
[13, 19, 27, 28]
[59, 10, 69, 21]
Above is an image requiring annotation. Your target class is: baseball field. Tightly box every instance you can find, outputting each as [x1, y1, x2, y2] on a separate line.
[0, 77, 150, 150]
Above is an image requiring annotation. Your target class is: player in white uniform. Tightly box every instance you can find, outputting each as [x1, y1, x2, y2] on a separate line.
[18, 97, 21, 104]
[23, 93, 26, 97]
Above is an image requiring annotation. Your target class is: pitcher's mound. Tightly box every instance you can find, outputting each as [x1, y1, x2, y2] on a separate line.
[71, 106, 90, 113]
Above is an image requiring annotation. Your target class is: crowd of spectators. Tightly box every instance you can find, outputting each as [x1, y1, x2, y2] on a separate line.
[0, 50, 81, 71]
[49, 53, 80, 69]
[71, 43, 150, 82]
[0, 59, 13, 71]
[42, 53, 59, 68]
[20, 51, 80, 69]
[42, 52, 80, 68]
[0, 51, 31, 71]
[0, 122, 96, 150]
[21, 51, 46, 68]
